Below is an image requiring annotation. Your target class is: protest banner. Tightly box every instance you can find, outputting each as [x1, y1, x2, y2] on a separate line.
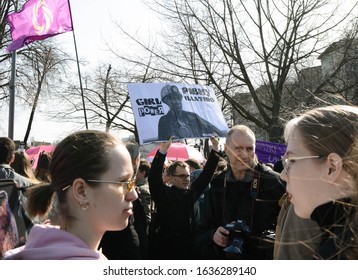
[255, 140, 286, 164]
[128, 83, 229, 144]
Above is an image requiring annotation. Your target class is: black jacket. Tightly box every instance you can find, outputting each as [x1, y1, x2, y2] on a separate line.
[311, 199, 355, 260]
[193, 164, 286, 259]
[99, 197, 148, 260]
[148, 148, 220, 259]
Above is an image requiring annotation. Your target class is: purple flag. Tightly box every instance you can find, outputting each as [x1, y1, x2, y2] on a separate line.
[6, 0, 73, 52]
[255, 140, 287, 164]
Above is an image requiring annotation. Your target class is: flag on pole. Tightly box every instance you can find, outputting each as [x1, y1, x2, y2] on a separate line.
[6, 0, 73, 52]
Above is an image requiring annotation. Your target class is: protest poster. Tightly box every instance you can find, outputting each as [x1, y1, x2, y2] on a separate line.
[255, 140, 287, 164]
[128, 83, 229, 144]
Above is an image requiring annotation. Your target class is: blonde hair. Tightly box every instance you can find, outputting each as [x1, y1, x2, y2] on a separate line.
[285, 105, 358, 259]
[284, 105, 358, 177]
[11, 150, 40, 184]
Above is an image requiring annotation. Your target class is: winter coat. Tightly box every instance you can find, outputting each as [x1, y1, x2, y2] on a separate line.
[274, 199, 320, 260]
[0, 164, 31, 189]
[136, 178, 153, 228]
[148, 148, 220, 259]
[311, 199, 355, 260]
[193, 164, 286, 259]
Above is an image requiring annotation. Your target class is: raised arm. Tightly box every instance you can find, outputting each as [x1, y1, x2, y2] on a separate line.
[190, 137, 221, 199]
[148, 138, 172, 202]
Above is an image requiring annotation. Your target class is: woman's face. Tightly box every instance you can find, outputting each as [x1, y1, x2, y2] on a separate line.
[87, 145, 138, 232]
[280, 129, 331, 219]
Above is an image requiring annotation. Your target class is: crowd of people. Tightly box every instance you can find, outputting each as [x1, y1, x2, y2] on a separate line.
[0, 104, 357, 260]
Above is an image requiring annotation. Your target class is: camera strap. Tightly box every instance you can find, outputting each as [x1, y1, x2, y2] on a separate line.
[223, 168, 261, 229]
[249, 170, 260, 228]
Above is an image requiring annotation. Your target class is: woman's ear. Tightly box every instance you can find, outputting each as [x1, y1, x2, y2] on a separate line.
[326, 153, 343, 181]
[71, 178, 88, 203]
[326, 153, 356, 196]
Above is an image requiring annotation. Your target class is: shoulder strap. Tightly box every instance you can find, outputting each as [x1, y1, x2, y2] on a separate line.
[250, 169, 260, 199]
[249, 169, 261, 227]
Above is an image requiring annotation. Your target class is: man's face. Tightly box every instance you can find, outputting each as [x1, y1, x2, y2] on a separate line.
[224, 130, 256, 172]
[170, 166, 190, 189]
[164, 95, 182, 112]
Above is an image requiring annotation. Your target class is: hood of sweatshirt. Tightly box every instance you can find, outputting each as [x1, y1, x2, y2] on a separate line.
[4, 224, 106, 260]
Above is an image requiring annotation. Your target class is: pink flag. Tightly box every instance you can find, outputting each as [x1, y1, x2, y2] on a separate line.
[6, 0, 73, 52]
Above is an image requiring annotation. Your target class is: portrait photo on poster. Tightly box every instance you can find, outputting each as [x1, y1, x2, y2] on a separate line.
[128, 82, 229, 144]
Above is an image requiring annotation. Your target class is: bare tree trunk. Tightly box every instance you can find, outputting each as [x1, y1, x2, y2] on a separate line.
[23, 86, 42, 145]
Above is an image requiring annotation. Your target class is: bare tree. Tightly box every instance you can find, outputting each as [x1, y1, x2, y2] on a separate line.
[82, 64, 133, 132]
[110, 0, 357, 142]
[13, 42, 73, 145]
[53, 57, 162, 143]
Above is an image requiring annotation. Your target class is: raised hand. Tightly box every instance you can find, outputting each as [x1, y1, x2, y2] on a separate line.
[210, 136, 219, 151]
[159, 136, 173, 154]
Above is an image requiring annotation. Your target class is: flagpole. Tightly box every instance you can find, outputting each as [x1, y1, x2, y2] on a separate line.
[8, 51, 16, 139]
[8, 2, 18, 140]
[67, 0, 88, 130]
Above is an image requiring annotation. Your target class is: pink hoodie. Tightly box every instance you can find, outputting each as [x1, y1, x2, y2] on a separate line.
[3, 224, 107, 260]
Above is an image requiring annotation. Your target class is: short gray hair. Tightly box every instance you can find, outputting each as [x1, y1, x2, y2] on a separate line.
[226, 125, 256, 144]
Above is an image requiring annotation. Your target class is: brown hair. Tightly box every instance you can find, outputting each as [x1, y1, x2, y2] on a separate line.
[167, 161, 189, 176]
[138, 159, 151, 177]
[35, 152, 52, 183]
[185, 158, 201, 170]
[0, 137, 15, 164]
[11, 150, 39, 184]
[25, 130, 123, 224]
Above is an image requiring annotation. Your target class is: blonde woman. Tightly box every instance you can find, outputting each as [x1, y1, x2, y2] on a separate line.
[280, 105, 357, 259]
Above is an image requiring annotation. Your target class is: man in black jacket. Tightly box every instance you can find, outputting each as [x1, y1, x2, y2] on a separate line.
[193, 125, 286, 259]
[148, 137, 221, 259]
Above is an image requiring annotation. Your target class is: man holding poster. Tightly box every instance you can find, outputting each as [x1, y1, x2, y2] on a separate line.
[128, 83, 229, 144]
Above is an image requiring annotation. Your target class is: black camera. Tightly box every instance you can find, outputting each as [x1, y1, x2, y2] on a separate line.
[223, 219, 251, 258]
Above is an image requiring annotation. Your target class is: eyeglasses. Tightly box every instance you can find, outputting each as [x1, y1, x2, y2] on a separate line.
[281, 154, 324, 175]
[86, 178, 135, 192]
[172, 174, 190, 179]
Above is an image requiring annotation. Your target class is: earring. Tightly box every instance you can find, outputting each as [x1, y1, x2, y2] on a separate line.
[80, 200, 90, 211]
